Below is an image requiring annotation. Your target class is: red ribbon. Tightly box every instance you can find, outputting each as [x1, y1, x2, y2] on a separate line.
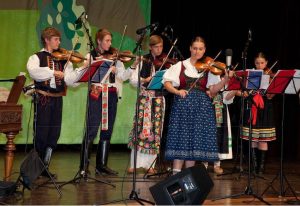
[250, 93, 264, 125]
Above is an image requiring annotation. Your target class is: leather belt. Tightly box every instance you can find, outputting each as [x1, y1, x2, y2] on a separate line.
[36, 89, 65, 97]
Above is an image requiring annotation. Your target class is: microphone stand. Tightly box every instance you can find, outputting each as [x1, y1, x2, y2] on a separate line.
[100, 30, 154, 205]
[162, 33, 184, 60]
[212, 31, 269, 205]
[59, 19, 114, 188]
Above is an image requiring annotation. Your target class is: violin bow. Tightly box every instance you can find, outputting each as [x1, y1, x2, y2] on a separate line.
[63, 36, 80, 71]
[101, 25, 128, 84]
[266, 60, 278, 74]
[158, 38, 178, 71]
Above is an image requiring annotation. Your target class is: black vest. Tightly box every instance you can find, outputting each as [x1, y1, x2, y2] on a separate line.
[35, 51, 66, 93]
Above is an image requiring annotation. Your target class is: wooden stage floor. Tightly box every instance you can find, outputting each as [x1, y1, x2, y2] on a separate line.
[0, 146, 300, 205]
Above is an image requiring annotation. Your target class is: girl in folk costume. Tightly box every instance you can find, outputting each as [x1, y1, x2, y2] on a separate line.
[162, 36, 234, 174]
[241, 52, 276, 175]
[127, 35, 167, 173]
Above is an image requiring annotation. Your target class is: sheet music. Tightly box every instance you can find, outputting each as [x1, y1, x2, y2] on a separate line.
[260, 74, 270, 90]
[266, 69, 297, 94]
[75, 59, 113, 83]
[147, 70, 166, 90]
[285, 69, 300, 94]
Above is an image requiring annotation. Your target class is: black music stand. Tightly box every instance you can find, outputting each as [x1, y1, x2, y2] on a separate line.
[99, 30, 154, 205]
[59, 60, 115, 189]
[213, 69, 270, 205]
[260, 70, 300, 203]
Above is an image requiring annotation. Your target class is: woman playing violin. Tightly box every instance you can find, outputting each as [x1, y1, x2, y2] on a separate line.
[127, 35, 174, 174]
[78, 28, 133, 176]
[240, 52, 276, 175]
[162, 36, 233, 175]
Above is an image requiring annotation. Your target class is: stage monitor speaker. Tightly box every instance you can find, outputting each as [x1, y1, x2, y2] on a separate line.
[149, 164, 213, 205]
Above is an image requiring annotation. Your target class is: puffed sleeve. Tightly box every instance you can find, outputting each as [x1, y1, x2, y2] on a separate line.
[115, 60, 132, 81]
[27, 54, 54, 81]
[206, 72, 221, 88]
[162, 61, 182, 87]
[129, 61, 143, 87]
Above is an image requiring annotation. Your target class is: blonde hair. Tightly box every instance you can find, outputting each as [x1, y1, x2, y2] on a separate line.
[149, 35, 163, 46]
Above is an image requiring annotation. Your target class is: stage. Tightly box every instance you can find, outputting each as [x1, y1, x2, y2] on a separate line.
[0, 145, 299, 205]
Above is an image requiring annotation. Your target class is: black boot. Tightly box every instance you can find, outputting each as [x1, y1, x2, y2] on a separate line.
[258, 150, 266, 175]
[79, 139, 92, 176]
[252, 147, 259, 174]
[95, 140, 118, 176]
[40, 147, 57, 179]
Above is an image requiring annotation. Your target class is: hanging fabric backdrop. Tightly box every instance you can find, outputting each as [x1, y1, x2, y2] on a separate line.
[0, 0, 151, 144]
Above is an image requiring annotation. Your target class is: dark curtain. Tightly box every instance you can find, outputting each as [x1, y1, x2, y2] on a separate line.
[151, 0, 300, 160]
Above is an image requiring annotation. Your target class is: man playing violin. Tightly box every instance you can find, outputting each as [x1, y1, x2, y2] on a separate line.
[26, 27, 79, 178]
[127, 35, 174, 174]
[78, 28, 133, 176]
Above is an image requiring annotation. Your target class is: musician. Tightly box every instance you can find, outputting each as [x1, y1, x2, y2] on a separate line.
[127, 35, 169, 174]
[241, 52, 276, 175]
[26, 27, 79, 178]
[203, 89, 234, 175]
[162, 36, 233, 174]
[79, 28, 133, 176]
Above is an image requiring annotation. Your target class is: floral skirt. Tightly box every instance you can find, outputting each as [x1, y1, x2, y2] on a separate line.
[128, 90, 165, 154]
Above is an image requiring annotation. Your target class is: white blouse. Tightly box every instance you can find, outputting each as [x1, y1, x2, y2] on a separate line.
[162, 58, 221, 88]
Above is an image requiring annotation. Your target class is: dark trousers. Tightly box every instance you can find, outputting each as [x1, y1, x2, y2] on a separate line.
[34, 95, 62, 154]
[84, 91, 118, 142]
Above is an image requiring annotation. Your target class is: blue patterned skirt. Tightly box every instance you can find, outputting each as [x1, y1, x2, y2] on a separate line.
[165, 90, 219, 161]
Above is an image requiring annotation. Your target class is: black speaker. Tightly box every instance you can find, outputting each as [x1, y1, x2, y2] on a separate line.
[149, 164, 214, 205]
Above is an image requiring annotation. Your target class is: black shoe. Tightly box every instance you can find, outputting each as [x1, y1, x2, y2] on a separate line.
[95, 166, 118, 176]
[40, 169, 57, 179]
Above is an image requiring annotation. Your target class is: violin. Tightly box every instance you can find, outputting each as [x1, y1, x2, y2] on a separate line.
[153, 53, 178, 69]
[52, 48, 86, 63]
[98, 47, 136, 63]
[194, 56, 226, 75]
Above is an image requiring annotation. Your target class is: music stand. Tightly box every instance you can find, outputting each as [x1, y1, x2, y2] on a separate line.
[59, 60, 115, 188]
[99, 30, 154, 205]
[260, 69, 300, 203]
[213, 69, 270, 205]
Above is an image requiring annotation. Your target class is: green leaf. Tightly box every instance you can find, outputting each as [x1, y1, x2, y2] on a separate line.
[77, 30, 84, 37]
[57, 1, 63, 12]
[74, 43, 81, 51]
[56, 13, 61, 24]
[47, 14, 53, 25]
[67, 22, 75, 31]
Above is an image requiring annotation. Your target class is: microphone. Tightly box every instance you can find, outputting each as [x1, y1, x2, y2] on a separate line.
[74, 12, 86, 24]
[136, 22, 159, 35]
[248, 29, 252, 42]
[161, 25, 169, 37]
[225, 49, 232, 69]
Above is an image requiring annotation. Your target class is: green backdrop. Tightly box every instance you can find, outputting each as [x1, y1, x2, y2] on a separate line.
[0, 0, 151, 144]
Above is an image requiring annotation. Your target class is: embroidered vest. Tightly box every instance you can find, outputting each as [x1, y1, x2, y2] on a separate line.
[178, 62, 208, 92]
